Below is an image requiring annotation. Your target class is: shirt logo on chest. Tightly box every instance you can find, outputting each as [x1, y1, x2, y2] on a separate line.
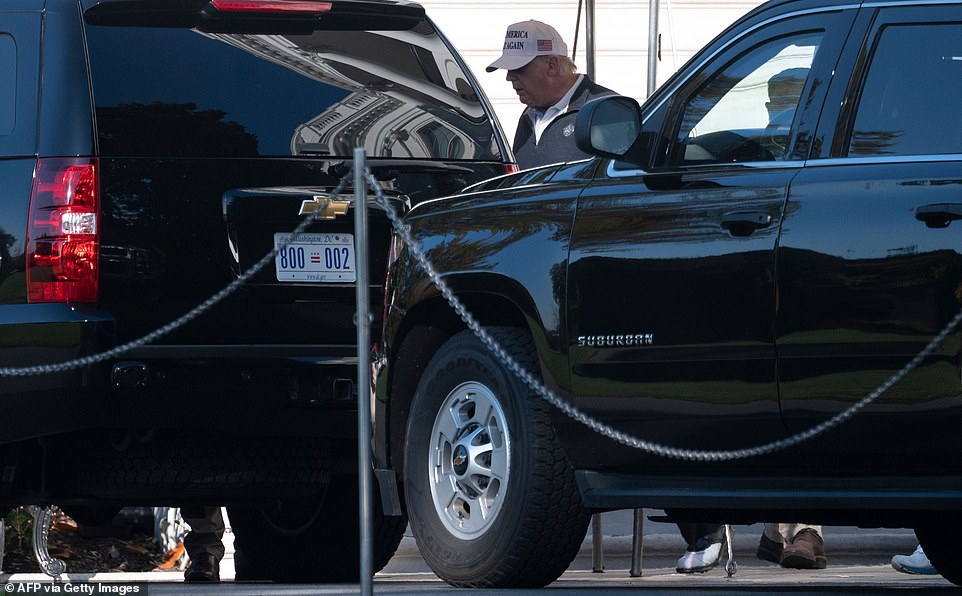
[563, 123, 575, 137]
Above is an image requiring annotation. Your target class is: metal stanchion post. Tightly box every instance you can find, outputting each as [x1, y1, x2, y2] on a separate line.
[354, 148, 373, 596]
[591, 512, 604, 572]
[647, 0, 660, 97]
[585, 0, 596, 80]
[630, 508, 644, 577]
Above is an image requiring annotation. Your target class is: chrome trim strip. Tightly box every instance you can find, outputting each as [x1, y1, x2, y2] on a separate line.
[605, 159, 806, 178]
[606, 154, 962, 177]
[862, 0, 962, 6]
[805, 154, 962, 167]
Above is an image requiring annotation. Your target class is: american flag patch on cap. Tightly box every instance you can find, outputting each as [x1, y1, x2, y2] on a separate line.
[537, 39, 553, 52]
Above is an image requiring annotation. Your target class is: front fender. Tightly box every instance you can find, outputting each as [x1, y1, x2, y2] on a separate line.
[375, 184, 583, 478]
[384, 187, 580, 370]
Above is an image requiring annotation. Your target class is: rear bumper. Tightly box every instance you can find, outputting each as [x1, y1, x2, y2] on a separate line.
[104, 345, 363, 437]
[1, 303, 364, 443]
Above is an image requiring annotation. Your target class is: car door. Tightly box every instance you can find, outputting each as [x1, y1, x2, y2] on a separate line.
[777, 5, 962, 474]
[565, 8, 857, 473]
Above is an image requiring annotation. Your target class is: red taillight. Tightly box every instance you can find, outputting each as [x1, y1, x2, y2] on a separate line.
[210, 0, 332, 12]
[26, 158, 99, 303]
[502, 163, 520, 175]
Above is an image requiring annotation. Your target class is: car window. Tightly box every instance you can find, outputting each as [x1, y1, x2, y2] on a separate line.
[0, 12, 40, 158]
[666, 33, 822, 166]
[84, 25, 502, 160]
[0, 34, 14, 136]
[848, 23, 962, 157]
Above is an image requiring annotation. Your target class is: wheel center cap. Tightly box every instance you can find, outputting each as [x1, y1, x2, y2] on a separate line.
[452, 445, 469, 475]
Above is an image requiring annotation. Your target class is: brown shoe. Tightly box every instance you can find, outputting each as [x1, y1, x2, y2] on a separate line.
[780, 528, 826, 569]
[184, 553, 220, 582]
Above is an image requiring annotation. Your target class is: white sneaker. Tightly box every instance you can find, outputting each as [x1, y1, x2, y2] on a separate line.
[676, 541, 722, 574]
[891, 545, 937, 575]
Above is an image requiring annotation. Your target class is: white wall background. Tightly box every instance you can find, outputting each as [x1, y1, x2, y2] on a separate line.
[417, 1, 764, 141]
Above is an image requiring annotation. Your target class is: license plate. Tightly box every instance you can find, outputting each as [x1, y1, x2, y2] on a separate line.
[274, 232, 356, 282]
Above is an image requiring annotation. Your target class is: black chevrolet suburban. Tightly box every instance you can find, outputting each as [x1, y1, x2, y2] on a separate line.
[375, 0, 962, 588]
[0, 0, 513, 580]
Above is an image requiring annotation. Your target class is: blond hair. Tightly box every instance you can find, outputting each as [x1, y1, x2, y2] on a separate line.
[557, 56, 578, 76]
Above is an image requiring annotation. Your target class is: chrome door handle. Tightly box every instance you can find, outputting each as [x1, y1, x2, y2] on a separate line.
[721, 211, 773, 236]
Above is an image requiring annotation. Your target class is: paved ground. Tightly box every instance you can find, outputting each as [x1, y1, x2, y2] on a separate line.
[3, 509, 955, 594]
[381, 509, 925, 573]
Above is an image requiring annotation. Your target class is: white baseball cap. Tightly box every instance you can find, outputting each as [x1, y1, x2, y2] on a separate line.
[486, 20, 569, 73]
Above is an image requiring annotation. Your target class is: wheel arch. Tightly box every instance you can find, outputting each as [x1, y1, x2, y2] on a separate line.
[384, 290, 535, 497]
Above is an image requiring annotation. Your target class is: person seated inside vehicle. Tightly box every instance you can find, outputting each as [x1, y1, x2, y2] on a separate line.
[764, 67, 809, 158]
[673, 64, 812, 165]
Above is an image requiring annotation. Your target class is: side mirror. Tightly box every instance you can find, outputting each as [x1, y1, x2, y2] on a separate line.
[575, 96, 647, 165]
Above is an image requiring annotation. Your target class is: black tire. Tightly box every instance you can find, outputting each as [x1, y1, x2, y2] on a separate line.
[227, 475, 407, 582]
[916, 518, 962, 586]
[403, 327, 590, 588]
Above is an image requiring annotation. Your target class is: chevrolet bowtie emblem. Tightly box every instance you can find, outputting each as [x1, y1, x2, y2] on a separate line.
[299, 196, 350, 219]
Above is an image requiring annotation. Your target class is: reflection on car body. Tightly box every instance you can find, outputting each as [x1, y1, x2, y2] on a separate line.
[374, 0, 962, 588]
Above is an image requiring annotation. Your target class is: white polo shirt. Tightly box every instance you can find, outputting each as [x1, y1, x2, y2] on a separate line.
[530, 74, 584, 144]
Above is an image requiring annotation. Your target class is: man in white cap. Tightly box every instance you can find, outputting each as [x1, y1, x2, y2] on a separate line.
[487, 20, 615, 170]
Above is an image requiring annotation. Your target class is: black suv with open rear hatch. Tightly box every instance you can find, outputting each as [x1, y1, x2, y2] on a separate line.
[0, 0, 513, 581]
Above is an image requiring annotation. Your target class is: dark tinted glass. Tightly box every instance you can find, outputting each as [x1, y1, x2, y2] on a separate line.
[0, 34, 15, 135]
[84, 24, 501, 159]
[849, 23, 962, 156]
